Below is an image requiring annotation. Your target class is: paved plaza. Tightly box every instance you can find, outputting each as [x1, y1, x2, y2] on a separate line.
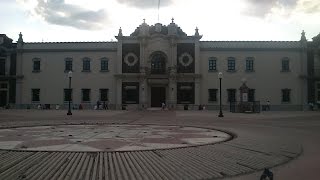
[0, 109, 319, 180]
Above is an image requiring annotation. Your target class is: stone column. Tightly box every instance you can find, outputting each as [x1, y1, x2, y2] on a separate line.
[15, 47, 23, 107]
[115, 37, 123, 109]
[5, 54, 11, 76]
[116, 79, 122, 110]
[195, 79, 200, 106]
[194, 39, 201, 106]
[169, 38, 177, 109]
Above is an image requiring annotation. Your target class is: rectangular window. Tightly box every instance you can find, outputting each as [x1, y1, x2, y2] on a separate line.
[227, 57, 235, 71]
[31, 89, 40, 102]
[65, 60, 73, 71]
[246, 57, 254, 71]
[208, 58, 217, 71]
[122, 82, 139, 104]
[282, 58, 290, 71]
[100, 89, 109, 101]
[208, 89, 217, 102]
[33, 60, 40, 72]
[64, 89, 72, 102]
[0, 59, 5, 75]
[248, 89, 255, 102]
[83, 59, 90, 71]
[82, 89, 91, 102]
[282, 89, 291, 102]
[227, 89, 236, 102]
[101, 59, 109, 71]
[177, 82, 195, 104]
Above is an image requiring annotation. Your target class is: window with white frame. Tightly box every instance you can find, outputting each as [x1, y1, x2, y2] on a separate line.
[282, 88, 291, 102]
[227, 57, 236, 71]
[65, 58, 73, 71]
[208, 57, 217, 71]
[281, 57, 290, 72]
[32, 58, 41, 72]
[246, 57, 254, 71]
[208, 89, 217, 102]
[32, 89, 40, 102]
[82, 57, 91, 71]
[100, 89, 109, 101]
[82, 89, 91, 102]
[64, 89, 72, 102]
[100, 57, 109, 71]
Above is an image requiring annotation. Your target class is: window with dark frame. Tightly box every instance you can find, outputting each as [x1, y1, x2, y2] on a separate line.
[65, 58, 73, 71]
[33, 58, 41, 72]
[246, 57, 254, 71]
[208, 57, 217, 71]
[282, 89, 291, 102]
[82, 89, 91, 102]
[100, 89, 109, 101]
[31, 89, 40, 102]
[0, 59, 5, 75]
[282, 57, 290, 71]
[177, 82, 195, 104]
[122, 82, 139, 104]
[227, 57, 235, 71]
[227, 89, 236, 102]
[101, 58, 109, 71]
[64, 89, 72, 102]
[83, 58, 91, 71]
[208, 89, 218, 102]
[248, 89, 255, 102]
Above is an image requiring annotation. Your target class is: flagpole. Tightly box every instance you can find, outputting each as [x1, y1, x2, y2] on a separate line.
[158, 0, 160, 22]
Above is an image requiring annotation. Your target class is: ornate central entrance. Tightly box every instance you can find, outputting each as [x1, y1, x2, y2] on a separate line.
[151, 87, 166, 107]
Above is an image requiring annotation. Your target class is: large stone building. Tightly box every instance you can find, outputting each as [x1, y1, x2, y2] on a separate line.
[2, 20, 320, 110]
[0, 34, 17, 107]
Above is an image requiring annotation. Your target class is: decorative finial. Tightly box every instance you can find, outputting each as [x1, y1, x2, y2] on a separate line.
[143, 18, 146, 24]
[195, 27, 199, 36]
[118, 27, 123, 36]
[18, 32, 23, 43]
[301, 30, 307, 41]
[171, 17, 174, 23]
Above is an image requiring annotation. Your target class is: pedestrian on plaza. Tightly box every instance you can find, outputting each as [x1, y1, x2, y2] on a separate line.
[96, 100, 101, 110]
[266, 100, 270, 111]
[260, 168, 273, 180]
[161, 102, 166, 110]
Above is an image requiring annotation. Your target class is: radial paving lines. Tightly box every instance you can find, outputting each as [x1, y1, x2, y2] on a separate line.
[0, 110, 302, 179]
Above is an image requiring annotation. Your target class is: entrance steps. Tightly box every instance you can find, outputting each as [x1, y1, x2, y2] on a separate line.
[146, 107, 162, 111]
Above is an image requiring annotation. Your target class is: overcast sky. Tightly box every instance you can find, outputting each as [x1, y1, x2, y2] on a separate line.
[1, 0, 319, 42]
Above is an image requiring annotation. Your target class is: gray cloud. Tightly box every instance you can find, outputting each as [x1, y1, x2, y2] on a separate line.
[244, 0, 298, 17]
[33, 0, 108, 30]
[116, 0, 173, 8]
[300, 0, 320, 13]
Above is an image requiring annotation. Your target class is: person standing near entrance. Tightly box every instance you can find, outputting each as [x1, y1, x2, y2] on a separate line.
[266, 100, 270, 111]
[161, 102, 166, 110]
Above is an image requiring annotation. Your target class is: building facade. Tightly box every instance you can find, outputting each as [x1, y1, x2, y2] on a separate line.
[0, 34, 17, 108]
[5, 20, 319, 110]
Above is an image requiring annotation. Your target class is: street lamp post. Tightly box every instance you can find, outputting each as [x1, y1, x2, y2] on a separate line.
[67, 71, 72, 115]
[218, 72, 224, 117]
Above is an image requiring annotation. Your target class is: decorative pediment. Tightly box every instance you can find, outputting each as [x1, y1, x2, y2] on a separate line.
[130, 22, 187, 37]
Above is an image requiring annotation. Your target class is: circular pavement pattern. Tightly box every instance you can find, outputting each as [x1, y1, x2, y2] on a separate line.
[0, 110, 305, 180]
[0, 125, 231, 152]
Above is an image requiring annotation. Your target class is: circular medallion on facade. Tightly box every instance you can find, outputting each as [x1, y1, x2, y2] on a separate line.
[124, 53, 138, 66]
[179, 53, 193, 67]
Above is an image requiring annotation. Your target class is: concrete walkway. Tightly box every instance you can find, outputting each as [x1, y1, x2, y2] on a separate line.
[0, 110, 319, 180]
